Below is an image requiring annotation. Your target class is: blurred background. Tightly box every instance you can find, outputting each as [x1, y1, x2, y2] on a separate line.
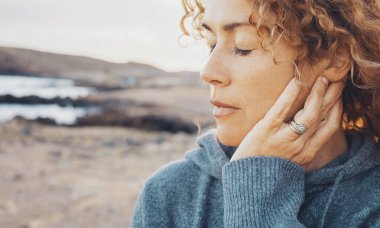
[0, 0, 216, 227]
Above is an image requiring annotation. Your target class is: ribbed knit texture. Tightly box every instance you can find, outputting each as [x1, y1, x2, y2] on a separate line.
[223, 157, 305, 227]
[130, 129, 380, 227]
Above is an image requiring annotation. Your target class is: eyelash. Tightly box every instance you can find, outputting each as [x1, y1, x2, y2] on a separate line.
[209, 44, 252, 56]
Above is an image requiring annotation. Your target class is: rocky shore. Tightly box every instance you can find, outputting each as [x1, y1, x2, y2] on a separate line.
[0, 46, 216, 227]
[0, 118, 212, 227]
[0, 94, 209, 134]
[0, 46, 214, 134]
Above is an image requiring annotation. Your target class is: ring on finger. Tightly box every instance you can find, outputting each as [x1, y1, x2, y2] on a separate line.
[288, 120, 308, 135]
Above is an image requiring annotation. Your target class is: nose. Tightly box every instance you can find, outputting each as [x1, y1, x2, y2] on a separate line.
[199, 48, 231, 87]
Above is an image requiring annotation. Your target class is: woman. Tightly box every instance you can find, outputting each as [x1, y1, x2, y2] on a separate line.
[131, 0, 380, 227]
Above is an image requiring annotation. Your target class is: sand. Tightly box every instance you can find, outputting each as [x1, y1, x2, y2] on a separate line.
[0, 118, 205, 228]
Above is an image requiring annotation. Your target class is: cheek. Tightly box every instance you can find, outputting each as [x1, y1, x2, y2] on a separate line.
[234, 57, 295, 118]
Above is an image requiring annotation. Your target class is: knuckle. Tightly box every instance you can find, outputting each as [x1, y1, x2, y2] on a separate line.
[259, 121, 271, 132]
[316, 84, 326, 97]
[265, 115, 280, 128]
[304, 113, 318, 124]
[275, 106, 289, 119]
[286, 129, 297, 139]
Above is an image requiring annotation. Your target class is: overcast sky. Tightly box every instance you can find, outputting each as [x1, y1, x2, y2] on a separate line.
[0, 0, 208, 72]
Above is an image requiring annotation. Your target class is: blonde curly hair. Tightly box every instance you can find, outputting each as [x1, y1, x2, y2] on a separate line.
[180, 0, 380, 145]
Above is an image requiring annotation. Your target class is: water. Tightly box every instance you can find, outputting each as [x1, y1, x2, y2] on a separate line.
[0, 75, 99, 124]
[0, 104, 93, 125]
[0, 75, 95, 99]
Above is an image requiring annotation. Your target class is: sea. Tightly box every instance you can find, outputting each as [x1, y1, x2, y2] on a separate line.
[0, 75, 98, 124]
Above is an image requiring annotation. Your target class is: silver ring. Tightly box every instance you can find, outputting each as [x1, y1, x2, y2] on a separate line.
[288, 120, 307, 135]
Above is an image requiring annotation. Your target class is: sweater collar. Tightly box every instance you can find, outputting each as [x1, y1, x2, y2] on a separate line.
[305, 131, 380, 187]
[185, 128, 380, 184]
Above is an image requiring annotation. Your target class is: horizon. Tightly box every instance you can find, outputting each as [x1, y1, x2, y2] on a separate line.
[0, 45, 199, 73]
[0, 0, 208, 72]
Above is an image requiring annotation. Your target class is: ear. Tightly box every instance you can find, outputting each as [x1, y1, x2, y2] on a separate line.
[320, 49, 351, 82]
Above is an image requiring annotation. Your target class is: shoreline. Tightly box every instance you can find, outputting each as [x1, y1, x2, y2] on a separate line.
[0, 118, 207, 227]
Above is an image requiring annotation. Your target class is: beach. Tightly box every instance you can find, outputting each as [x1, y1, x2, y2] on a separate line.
[0, 117, 204, 227]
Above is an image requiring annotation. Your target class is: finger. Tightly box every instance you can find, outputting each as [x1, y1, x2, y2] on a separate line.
[306, 97, 343, 153]
[291, 99, 342, 166]
[285, 76, 329, 140]
[264, 77, 303, 127]
[321, 80, 345, 118]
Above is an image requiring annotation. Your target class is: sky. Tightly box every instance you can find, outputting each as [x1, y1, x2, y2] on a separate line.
[0, 0, 209, 72]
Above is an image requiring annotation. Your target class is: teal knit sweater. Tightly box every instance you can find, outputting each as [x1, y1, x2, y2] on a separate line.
[130, 129, 380, 227]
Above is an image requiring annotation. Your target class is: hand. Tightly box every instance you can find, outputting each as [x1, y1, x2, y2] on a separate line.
[230, 76, 345, 168]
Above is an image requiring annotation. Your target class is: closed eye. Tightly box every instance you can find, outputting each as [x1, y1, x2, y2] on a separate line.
[209, 44, 253, 56]
[233, 47, 252, 56]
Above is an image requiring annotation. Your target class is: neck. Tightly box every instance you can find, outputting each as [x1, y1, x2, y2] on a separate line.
[303, 126, 348, 172]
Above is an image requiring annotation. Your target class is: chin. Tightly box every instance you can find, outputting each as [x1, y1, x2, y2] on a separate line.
[215, 124, 244, 147]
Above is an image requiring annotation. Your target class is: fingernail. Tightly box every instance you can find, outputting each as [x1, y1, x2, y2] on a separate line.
[321, 76, 329, 85]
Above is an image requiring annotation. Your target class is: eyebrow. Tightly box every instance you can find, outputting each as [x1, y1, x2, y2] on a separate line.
[201, 21, 253, 32]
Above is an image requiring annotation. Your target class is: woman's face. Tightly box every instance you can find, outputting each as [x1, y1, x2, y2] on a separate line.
[201, 0, 321, 146]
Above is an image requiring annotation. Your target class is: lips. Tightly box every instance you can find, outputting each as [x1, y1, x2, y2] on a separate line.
[210, 100, 239, 109]
[210, 99, 240, 118]
[212, 106, 240, 117]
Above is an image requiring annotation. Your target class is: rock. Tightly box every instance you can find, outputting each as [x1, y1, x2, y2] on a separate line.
[35, 117, 56, 125]
[21, 127, 32, 136]
[75, 108, 198, 134]
[125, 138, 142, 146]
[102, 140, 116, 148]
[49, 149, 62, 159]
[152, 137, 165, 144]
[12, 173, 23, 181]
[76, 152, 93, 160]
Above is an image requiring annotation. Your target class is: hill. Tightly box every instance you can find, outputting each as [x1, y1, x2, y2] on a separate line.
[0, 46, 201, 88]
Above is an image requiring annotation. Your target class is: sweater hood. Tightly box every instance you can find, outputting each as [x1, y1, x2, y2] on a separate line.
[184, 128, 380, 186]
[185, 128, 230, 180]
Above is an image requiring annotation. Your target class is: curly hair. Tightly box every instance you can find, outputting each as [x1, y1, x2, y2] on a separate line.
[180, 0, 380, 145]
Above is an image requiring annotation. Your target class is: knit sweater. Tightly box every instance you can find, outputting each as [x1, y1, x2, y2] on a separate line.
[130, 128, 380, 227]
